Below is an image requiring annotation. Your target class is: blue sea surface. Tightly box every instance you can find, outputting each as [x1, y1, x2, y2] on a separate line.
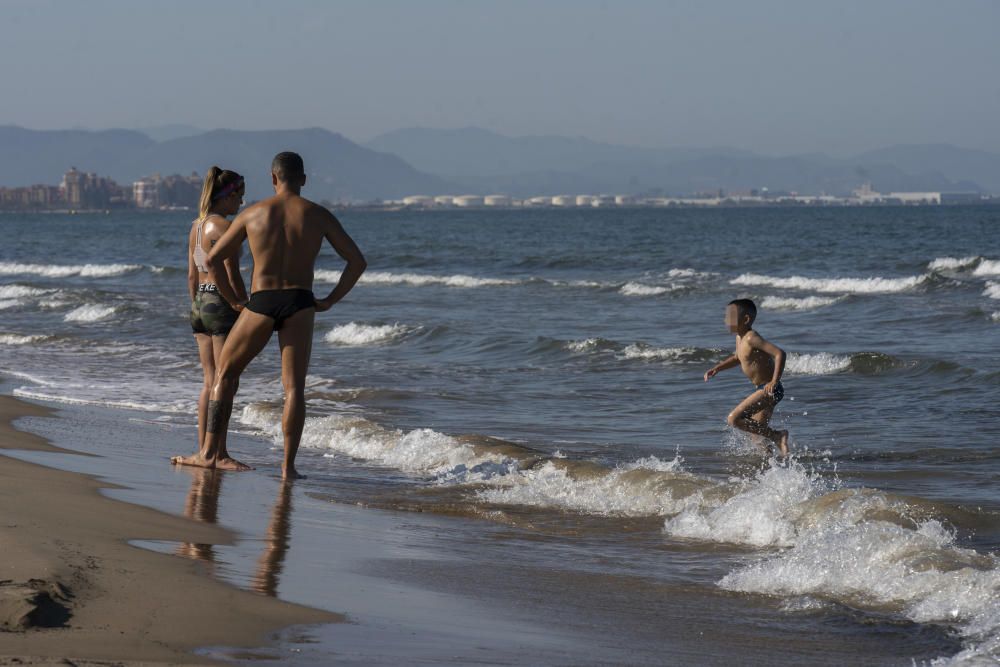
[1, 205, 998, 664]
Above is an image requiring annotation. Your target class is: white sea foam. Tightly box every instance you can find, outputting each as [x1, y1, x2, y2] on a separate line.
[622, 344, 697, 361]
[477, 456, 703, 516]
[0, 285, 51, 298]
[0, 334, 48, 345]
[314, 269, 517, 288]
[567, 338, 603, 353]
[11, 387, 191, 413]
[760, 295, 842, 311]
[240, 406, 507, 476]
[975, 260, 1000, 277]
[324, 322, 410, 346]
[731, 273, 926, 294]
[928, 256, 981, 271]
[992, 312, 1000, 323]
[0, 262, 142, 278]
[658, 459, 1000, 663]
[0, 299, 21, 310]
[984, 282, 1000, 300]
[620, 282, 671, 296]
[785, 352, 852, 375]
[721, 517, 1000, 665]
[64, 304, 117, 322]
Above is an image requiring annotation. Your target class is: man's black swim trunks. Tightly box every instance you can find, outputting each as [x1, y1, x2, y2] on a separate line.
[246, 289, 316, 330]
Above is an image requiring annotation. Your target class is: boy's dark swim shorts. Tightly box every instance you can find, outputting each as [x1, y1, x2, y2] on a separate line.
[754, 381, 785, 404]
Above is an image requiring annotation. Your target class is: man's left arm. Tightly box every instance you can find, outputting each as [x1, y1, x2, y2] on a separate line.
[314, 211, 367, 312]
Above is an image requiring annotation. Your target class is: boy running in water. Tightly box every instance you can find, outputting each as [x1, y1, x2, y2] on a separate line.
[703, 299, 789, 456]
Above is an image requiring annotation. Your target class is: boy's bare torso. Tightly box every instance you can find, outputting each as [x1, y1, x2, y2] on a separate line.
[736, 330, 776, 385]
[239, 193, 331, 292]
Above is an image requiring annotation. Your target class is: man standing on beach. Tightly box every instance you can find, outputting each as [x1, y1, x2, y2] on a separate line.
[172, 152, 367, 479]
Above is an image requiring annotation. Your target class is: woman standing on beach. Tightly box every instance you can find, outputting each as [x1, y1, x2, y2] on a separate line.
[172, 167, 249, 470]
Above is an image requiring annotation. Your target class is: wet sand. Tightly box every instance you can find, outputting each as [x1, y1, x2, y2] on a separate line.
[0, 395, 338, 665]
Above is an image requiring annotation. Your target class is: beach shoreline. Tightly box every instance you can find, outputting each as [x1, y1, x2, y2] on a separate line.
[0, 394, 339, 665]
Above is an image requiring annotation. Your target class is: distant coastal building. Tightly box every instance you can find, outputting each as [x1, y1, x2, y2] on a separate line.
[133, 178, 159, 209]
[133, 172, 201, 209]
[434, 195, 455, 207]
[551, 195, 575, 207]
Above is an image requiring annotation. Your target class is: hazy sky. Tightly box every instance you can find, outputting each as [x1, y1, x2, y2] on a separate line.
[3, 0, 998, 155]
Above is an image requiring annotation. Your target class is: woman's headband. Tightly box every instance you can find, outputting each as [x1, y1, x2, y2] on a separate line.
[212, 176, 245, 201]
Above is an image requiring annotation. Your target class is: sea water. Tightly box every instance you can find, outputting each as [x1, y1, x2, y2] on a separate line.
[1, 206, 998, 663]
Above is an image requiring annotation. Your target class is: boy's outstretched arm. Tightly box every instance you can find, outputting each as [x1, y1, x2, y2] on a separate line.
[748, 333, 786, 394]
[704, 354, 740, 381]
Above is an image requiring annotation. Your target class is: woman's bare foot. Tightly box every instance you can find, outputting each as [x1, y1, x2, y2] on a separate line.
[282, 465, 305, 480]
[776, 431, 789, 457]
[216, 457, 253, 472]
[171, 453, 214, 469]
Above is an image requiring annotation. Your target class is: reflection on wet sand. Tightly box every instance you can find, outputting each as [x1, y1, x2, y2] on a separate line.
[253, 481, 294, 597]
[176, 469, 294, 597]
[177, 469, 224, 563]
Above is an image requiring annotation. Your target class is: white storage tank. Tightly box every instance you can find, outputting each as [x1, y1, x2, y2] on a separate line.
[402, 195, 434, 207]
[526, 196, 551, 207]
[615, 195, 634, 206]
[591, 195, 615, 207]
[434, 195, 455, 207]
[576, 195, 595, 206]
[551, 195, 575, 207]
[453, 195, 484, 207]
[484, 195, 512, 207]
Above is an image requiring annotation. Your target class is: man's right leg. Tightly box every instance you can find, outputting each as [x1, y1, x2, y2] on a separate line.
[202, 310, 276, 471]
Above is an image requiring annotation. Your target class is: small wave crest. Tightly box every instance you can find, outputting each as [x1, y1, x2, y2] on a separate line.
[0, 262, 142, 278]
[620, 282, 671, 296]
[0, 333, 50, 346]
[621, 344, 715, 362]
[984, 282, 1000, 300]
[64, 304, 117, 322]
[761, 295, 842, 311]
[929, 256, 1000, 278]
[732, 273, 926, 294]
[477, 456, 708, 516]
[0, 284, 52, 299]
[785, 352, 851, 375]
[324, 322, 411, 346]
[315, 269, 517, 288]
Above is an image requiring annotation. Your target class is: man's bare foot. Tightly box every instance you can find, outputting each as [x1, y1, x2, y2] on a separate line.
[282, 466, 305, 480]
[776, 431, 789, 457]
[171, 453, 214, 469]
[215, 457, 253, 472]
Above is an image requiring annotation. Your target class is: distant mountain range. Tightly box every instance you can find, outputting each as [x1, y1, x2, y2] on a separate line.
[1, 124, 997, 200]
[367, 127, 998, 196]
[0, 126, 452, 201]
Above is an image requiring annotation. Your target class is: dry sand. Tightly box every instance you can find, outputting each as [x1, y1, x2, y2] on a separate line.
[0, 395, 339, 665]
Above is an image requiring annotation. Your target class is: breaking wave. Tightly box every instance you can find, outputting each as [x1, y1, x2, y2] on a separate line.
[620, 282, 671, 296]
[314, 269, 517, 288]
[64, 304, 117, 322]
[731, 273, 927, 294]
[324, 322, 412, 346]
[760, 295, 842, 311]
[0, 262, 142, 278]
